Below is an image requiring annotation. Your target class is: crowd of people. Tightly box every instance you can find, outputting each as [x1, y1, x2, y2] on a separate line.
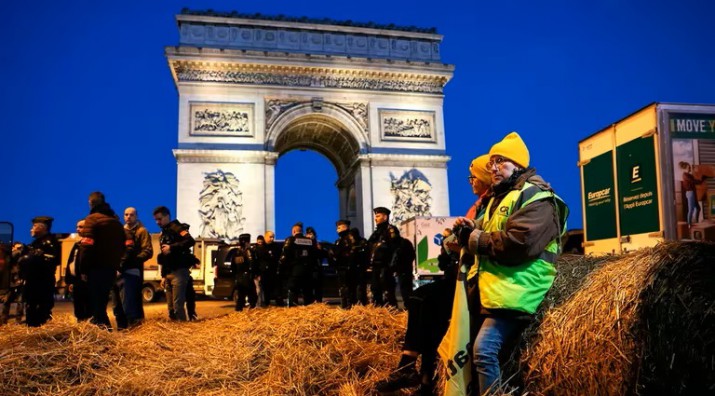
[0, 130, 569, 396]
[224, 208, 416, 311]
[0, 194, 201, 329]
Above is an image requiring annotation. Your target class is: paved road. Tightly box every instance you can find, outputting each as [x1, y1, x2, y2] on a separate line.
[53, 297, 233, 320]
[51, 295, 354, 326]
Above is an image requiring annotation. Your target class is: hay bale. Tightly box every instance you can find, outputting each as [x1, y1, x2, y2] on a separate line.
[523, 241, 715, 395]
[492, 253, 616, 393]
[0, 304, 408, 396]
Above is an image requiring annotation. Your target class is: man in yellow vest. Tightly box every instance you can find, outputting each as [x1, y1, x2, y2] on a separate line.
[453, 132, 568, 395]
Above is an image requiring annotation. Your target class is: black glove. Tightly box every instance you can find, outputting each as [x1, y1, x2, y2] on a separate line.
[457, 226, 474, 247]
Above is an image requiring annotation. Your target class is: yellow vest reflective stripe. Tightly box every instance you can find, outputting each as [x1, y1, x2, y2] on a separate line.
[478, 182, 566, 314]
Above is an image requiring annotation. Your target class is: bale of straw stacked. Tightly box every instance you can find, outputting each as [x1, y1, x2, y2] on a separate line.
[492, 253, 617, 391]
[523, 241, 715, 395]
[0, 304, 408, 396]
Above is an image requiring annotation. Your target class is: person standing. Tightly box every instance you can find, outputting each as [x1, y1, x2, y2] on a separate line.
[680, 161, 702, 228]
[332, 219, 357, 309]
[367, 207, 401, 307]
[349, 227, 370, 305]
[254, 231, 282, 306]
[17, 217, 61, 327]
[153, 206, 195, 322]
[64, 220, 91, 321]
[232, 233, 257, 311]
[122, 207, 153, 327]
[305, 226, 325, 303]
[454, 132, 569, 395]
[377, 153, 493, 395]
[392, 232, 416, 310]
[79, 192, 126, 329]
[1, 242, 27, 324]
[279, 222, 318, 307]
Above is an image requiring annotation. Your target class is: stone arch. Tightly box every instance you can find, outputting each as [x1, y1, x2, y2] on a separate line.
[266, 102, 369, 155]
[268, 107, 364, 227]
[169, 12, 454, 240]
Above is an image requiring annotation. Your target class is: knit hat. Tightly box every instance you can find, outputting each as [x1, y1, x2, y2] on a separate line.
[489, 131, 530, 168]
[469, 154, 491, 184]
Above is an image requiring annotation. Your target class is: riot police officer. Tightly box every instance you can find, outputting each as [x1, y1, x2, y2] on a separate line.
[154, 206, 196, 322]
[232, 233, 257, 311]
[367, 207, 400, 307]
[349, 227, 370, 305]
[279, 222, 319, 307]
[19, 216, 60, 327]
[331, 219, 356, 309]
[254, 231, 282, 306]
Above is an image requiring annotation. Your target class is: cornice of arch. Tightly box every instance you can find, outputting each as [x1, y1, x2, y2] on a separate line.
[356, 153, 451, 168]
[173, 149, 279, 164]
[166, 54, 452, 94]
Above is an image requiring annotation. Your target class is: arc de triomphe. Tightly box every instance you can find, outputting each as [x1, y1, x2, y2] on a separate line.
[166, 10, 454, 239]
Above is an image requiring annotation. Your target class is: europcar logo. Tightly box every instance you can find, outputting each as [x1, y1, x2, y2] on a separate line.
[587, 187, 611, 205]
[631, 164, 642, 183]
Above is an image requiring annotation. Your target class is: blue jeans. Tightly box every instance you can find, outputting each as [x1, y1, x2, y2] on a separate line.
[170, 267, 190, 321]
[686, 190, 700, 226]
[473, 316, 525, 396]
[121, 271, 144, 324]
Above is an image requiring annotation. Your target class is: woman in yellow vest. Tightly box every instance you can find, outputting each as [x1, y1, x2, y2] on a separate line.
[453, 132, 568, 395]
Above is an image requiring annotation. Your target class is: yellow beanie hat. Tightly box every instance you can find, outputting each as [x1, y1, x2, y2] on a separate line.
[489, 131, 530, 168]
[469, 154, 491, 184]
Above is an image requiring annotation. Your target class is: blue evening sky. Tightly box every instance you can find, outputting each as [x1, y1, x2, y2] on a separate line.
[2, 0, 714, 243]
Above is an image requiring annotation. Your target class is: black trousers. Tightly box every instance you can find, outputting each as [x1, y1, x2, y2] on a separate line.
[234, 274, 257, 311]
[403, 277, 456, 376]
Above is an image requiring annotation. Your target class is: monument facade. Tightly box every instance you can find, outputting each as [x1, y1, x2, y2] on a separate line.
[166, 10, 455, 239]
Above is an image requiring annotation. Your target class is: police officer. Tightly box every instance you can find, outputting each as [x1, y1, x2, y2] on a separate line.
[332, 219, 356, 309]
[19, 216, 60, 327]
[391, 229, 416, 310]
[254, 231, 282, 306]
[279, 222, 319, 307]
[305, 226, 325, 303]
[367, 207, 401, 307]
[349, 227, 370, 305]
[154, 206, 196, 322]
[231, 233, 257, 311]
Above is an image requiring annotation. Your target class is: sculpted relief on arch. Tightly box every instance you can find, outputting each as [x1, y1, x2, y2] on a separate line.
[265, 98, 368, 132]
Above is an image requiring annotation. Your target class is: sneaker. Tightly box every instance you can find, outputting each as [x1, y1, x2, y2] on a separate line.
[375, 367, 420, 393]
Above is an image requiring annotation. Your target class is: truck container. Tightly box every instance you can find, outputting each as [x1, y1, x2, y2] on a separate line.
[579, 102, 715, 255]
[399, 216, 459, 279]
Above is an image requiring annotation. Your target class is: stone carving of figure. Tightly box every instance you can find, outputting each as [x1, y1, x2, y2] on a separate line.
[389, 169, 432, 223]
[198, 170, 246, 240]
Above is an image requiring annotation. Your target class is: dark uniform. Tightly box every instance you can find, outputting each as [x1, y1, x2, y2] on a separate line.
[306, 227, 325, 303]
[349, 228, 370, 305]
[1, 244, 25, 324]
[20, 217, 60, 327]
[158, 220, 197, 321]
[64, 240, 90, 321]
[232, 234, 257, 311]
[332, 221, 357, 309]
[254, 240, 282, 306]
[367, 208, 401, 307]
[279, 232, 319, 307]
[392, 235, 416, 310]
